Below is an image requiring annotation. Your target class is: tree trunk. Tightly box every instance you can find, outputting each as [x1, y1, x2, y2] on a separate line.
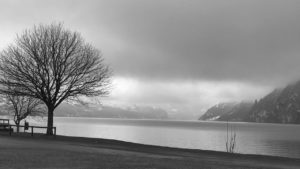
[16, 121, 20, 133]
[46, 107, 54, 135]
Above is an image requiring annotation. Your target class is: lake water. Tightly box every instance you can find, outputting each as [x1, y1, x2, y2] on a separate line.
[30, 117, 300, 159]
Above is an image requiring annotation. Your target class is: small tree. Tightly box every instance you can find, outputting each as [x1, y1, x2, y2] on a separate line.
[4, 95, 45, 132]
[0, 23, 111, 135]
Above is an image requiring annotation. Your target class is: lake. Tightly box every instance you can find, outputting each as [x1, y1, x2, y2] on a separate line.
[30, 117, 300, 159]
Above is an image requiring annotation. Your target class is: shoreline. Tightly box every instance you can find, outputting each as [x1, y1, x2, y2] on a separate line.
[8, 115, 300, 125]
[0, 133, 300, 169]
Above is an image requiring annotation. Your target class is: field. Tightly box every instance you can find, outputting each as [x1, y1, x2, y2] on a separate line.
[0, 133, 299, 169]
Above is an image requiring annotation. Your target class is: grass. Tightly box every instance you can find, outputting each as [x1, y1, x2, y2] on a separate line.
[0, 133, 300, 169]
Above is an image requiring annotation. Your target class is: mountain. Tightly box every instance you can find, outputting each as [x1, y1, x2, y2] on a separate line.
[199, 102, 253, 121]
[54, 103, 168, 119]
[200, 80, 300, 124]
[217, 102, 253, 121]
[248, 81, 300, 123]
[199, 102, 237, 121]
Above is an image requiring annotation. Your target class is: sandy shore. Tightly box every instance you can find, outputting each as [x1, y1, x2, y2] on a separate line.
[0, 133, 299, 169]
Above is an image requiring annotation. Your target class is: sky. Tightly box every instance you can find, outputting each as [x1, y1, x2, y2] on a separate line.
[0, 0, 300, 119]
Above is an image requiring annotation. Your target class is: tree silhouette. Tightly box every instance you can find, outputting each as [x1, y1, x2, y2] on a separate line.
[0, 23, 111, 135]
[4, 95, 45, 132]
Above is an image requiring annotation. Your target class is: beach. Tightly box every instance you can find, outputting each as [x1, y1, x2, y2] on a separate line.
[0, 133, 299, 169]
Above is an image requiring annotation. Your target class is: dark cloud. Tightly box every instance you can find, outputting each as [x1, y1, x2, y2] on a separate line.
[2, 0, 297, 117]
[1, 0, 300, 85]
[92, 0, 300, 85]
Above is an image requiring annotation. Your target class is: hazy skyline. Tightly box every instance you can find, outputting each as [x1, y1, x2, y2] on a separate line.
[1, 0, 300, 119]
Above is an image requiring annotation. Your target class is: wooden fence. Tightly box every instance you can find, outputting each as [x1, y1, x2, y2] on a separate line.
[0, 118, 56, 136]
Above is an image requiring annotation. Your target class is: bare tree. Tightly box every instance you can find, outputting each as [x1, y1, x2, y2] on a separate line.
[0, 23, 111, 135]
[4, 95, 45, 132]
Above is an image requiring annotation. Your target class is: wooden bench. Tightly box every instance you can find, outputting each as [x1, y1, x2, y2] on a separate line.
[0, 119, 13, 133]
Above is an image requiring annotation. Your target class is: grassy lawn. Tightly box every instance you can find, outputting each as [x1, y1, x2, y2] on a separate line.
[0, 133, 299, 169]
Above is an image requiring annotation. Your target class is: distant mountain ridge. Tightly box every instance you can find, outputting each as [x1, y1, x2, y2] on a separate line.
[200, 80, 300, 124]
[54, 103, 168, 120]
[199, 102, 253, 122]
[0, 102, 169, 120]
[199, 102, 238, 121]
[249, 82, 300, 123]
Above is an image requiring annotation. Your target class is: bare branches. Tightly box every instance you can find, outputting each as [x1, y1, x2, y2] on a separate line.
[0, 23, 112, 135]
[0, 23, 111, 105]
[4, 95, 46, 132]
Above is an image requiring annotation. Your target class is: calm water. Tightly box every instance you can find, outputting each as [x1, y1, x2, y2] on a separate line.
[30, 117, 300, 159]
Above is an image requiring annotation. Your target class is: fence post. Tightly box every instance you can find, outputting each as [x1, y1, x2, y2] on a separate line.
[54, 127, 56, 137]
[9, 125, 12, 136]
[31, 126, 33, 137]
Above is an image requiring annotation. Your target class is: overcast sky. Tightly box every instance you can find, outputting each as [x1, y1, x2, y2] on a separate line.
[1, 0, 300, 119]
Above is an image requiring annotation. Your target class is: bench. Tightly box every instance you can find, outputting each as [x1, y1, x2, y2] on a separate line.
[0, 119, 13, 133]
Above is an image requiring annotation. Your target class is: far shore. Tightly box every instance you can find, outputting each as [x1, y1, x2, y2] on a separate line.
[0, 133, 300, 169]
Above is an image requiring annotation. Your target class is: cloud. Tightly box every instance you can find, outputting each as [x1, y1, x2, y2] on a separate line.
[89, 0, 300, 85]
[1, 0, 300, 85]
[103, 77, 272, 117]
[0, 0, 299, 118]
